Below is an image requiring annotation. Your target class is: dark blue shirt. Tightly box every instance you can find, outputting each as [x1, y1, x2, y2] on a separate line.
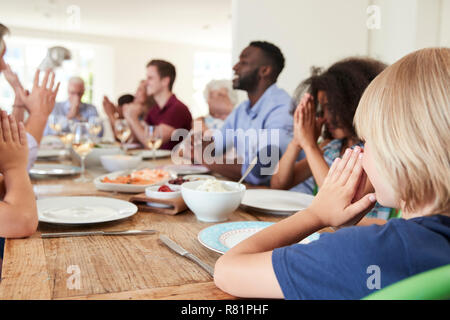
[272, 215, 450, 299]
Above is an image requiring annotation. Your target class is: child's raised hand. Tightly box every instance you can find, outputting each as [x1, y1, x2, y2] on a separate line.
[307, 146, 377, 228]
[17, 69, 60, 118]
[0, 110, 28, 173]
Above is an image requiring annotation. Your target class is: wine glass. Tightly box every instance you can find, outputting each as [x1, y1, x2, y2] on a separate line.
[59, 119, 75, 155]
[72, 122, 94, 182]
[88, 116, 104, 143]
[145, 125, 163, 161]
[114, 119, 131, 153]
[48, 114, 65, 136]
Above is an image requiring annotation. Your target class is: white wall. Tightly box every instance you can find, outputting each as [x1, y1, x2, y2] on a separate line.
[369, 0, 448, 64]
[8, 26, 229, 119]
[439, 0, 450, 47]
[232, 0, 450, 99]
[231, 0, 370, 97]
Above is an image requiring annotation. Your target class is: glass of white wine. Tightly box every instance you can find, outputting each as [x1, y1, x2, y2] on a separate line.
[145, 125, 163, 161]
[48, 114, 65, 136]
[59, 119, 75, 156]
[88, 117, 103, 144]
[114, 119, 131, 153]
[72, 122, 94, 182]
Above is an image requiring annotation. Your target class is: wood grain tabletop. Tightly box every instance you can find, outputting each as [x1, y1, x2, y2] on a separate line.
[0, 155, 289, 300]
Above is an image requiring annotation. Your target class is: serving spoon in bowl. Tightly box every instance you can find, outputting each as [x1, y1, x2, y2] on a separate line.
[238, 156, 258, 184]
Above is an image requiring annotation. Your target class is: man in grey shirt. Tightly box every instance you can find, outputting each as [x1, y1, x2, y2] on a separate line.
[44, 76, 99, 136]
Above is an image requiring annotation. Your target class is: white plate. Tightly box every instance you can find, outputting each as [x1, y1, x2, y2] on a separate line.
[40, 135, 65, 148]
[37, 196, 138, 225]
[37, 149, 69, 158]
[137, 149, 172, 159]
[30, 164, 81, 176]
[163, 164, 210, 175]
[241, 189, 314, 215]
[94, 169, 177, 193]
[198, 221, 320, 254]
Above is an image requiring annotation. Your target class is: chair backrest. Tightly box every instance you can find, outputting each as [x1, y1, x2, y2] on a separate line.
[363, 264, 450, 300]
[389, 208, 402, 219]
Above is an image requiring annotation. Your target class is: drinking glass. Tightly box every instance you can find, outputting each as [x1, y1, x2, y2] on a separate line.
[48, 114, 65, 136]
[114, 119, 131, 153]
[145, 125, 163, 161]
[88, 116, 104, 143]
[58, 119, 75, 159]
[72, 122, 94, 182]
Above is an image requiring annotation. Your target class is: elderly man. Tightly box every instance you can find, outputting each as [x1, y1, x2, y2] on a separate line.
[200, 79, 237, 130]
[44, 76, 99, 135]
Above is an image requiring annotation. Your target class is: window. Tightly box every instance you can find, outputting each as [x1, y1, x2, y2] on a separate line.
[0, 36, 96, 113]
[192, 51, 232, 118]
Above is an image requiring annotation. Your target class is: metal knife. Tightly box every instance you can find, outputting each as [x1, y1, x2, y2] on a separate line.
[159, 234, 214, 277]
[41, 229, 157, 238]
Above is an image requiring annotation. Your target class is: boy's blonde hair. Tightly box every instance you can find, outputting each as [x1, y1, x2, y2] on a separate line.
[354, 47, 450, 215]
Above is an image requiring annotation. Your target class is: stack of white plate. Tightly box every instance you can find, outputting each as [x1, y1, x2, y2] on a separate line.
[37, 196, 138, 225]
[138, 149, 172, 159]
[162, 164, 210, 175]
[240, 189, 314, 216]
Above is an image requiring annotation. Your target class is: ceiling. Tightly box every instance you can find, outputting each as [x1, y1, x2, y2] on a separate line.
[0, 0, 232, 49]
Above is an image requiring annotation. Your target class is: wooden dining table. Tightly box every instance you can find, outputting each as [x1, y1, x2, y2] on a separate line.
[0, 153, 302, 300]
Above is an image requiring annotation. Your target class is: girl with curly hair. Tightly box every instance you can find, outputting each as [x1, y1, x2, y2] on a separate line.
[271, 57, 391, 221]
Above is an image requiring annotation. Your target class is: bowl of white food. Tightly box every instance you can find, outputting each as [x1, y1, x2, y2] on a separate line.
[181, 179, 246, 222]
[100, 154, 142, 172]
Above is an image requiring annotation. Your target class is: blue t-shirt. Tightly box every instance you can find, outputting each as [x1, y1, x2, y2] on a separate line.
[272, 214, 450, 299]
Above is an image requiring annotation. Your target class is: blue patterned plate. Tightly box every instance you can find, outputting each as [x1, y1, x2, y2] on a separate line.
[198, 221, 320, 254]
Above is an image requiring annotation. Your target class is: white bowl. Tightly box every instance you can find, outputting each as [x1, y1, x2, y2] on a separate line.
[183, 174, 216, 181]
[100, 154, 142, 172]
[71, 144, 122, 167]
[86, 145, 123, 166]
[167, 175, 216, 189]
[145, 185, 181, 199]
[181, 180, 246, 222]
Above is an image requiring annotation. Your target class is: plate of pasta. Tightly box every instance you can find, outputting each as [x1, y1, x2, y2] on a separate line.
[94, 168, 177, 193]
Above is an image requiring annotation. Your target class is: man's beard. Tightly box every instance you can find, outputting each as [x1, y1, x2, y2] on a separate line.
[233, 69, 259, 92]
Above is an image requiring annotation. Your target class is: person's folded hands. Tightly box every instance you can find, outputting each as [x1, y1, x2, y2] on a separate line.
[307, 146, 377, 228]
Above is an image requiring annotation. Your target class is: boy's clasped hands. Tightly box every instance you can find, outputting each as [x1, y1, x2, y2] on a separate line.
[307, 146, 377, 229]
